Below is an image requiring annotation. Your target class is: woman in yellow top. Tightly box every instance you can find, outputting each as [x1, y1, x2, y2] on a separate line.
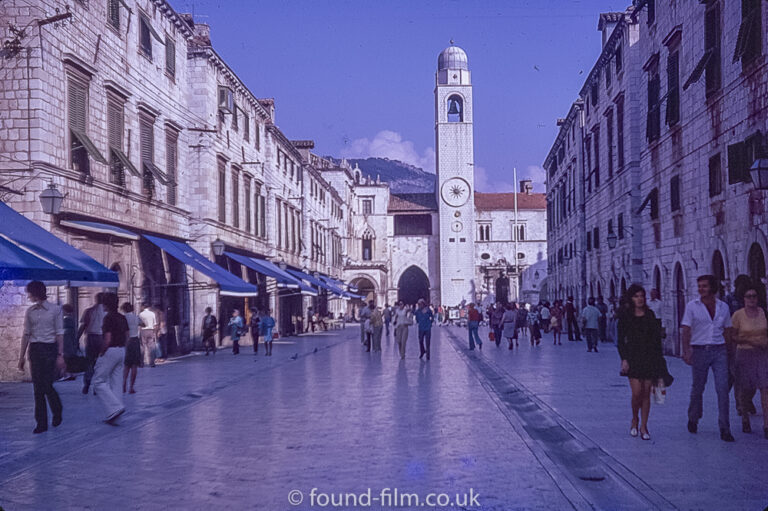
[731, 284, 768, 439]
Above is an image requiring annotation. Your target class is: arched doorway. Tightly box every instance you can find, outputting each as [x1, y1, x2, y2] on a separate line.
[673, 263, 685, 356]
[398, 266, 430, 305]
[712, 250, 726, 298]
[748, 243, 766, 284]
[349, 277, 377, 318]
[495, 275, 510, 304]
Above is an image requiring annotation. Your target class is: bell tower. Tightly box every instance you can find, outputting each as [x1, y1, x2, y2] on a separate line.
[435, 43, 475, 306]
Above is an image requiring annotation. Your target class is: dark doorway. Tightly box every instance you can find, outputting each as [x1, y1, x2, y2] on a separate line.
[748, 243, 765, 284]
[495, 275, 510, 304]
[398, 266, 430, 305]
[712, 250, 725, 298]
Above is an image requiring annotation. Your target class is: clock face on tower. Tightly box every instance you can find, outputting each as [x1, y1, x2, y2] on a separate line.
[440, 177, 471, 207]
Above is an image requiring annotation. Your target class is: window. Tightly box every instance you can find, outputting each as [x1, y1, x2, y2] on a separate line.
[447, 94, 463, 122]
[606, 109, 614, 177]
[218, 158, 226, 222]
[605, 62, 612, 89]
[617, 97, 625, 168]
[734, 0, 762, 66]
[705, 3, 721, 94]
[165, 129, 178, 205]
[276, 199, 282, 248]
[259, 195, 266, 237]
[254, 183, 262, 236]
[139, 113, 155, 197]
[608, 219, 614, 236]
[593, 126, 600, 187]
[394, 215, 432, 235]
[585, 139, 592, 193]
[244, 179, 251, 233]
[138, 13, 160, 59]
[666, 51, 680, 126]
[650, 188, 659, 220]
[593, 227, 600, 250]
[728, 142, 750, 184]
[217, 86, 233, 113]
[587, 231, 592, 251]
[362, 239, 372, 261]
[590, 83, 598, 107]
[478, 223, 491, 241]
[618, 213, 625, 239]
[362, 198, 373, 215]
[647, 0, 655, 25]
[670, 175, 681, 212]
[646, 72, 661, 142]
[615, 44, 623, 73]
[107, 94, 126, 185]
[709, 153, 723, 197]
[254, 123, 260, 150]
[165, 37, 176, 78]
[512, 224, 525, 241]
[232, 104, 239, 131]
[232, 170, 240, 228]
[244, 115, 250, 142]
[107, 0, 120, 29]
[68, 72, 106, 177]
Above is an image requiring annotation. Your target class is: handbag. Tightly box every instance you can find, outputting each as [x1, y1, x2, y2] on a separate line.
[652, 383, 666, 405]
[272, 331, 279, 340]
[488, 331, 495, 341]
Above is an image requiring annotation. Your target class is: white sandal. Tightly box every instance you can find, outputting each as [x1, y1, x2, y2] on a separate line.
[630, 427, 638, 437]
[641, 431, 651, 441]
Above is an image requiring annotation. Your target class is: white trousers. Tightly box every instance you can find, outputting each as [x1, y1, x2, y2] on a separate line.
[93, 347, 125, 418]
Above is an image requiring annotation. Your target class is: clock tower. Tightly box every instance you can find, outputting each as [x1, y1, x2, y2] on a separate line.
[435, 43, 475, 306]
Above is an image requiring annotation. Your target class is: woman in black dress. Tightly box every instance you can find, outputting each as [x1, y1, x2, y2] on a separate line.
[617, 284, 669, 440]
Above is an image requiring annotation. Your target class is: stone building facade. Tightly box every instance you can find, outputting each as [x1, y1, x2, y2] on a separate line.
[546, 1, 768, 354]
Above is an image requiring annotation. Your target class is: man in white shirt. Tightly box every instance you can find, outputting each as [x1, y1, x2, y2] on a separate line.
[139, 303, 158, 368]
[681, 275, 734, 442]
[358, 303, 371, 345]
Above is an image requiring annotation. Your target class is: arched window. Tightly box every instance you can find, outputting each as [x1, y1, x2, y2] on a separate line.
[447, 94, 463, 123]
[361, 228, 374, 261]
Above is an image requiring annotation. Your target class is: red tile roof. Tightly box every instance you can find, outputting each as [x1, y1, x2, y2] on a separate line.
[388, 193, 438, 212]
[474, 192, 546, 211]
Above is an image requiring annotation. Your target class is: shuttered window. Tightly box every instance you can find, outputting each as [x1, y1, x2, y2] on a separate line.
[108, 0, 120, 29]
[606, 109, 614, 177]
[68, 73, 106, 175]
[244, 115, 250, 142]
[139, 14, 153, 58]
[140, 113, 155, 197]
[666, 52, 680, 126]
[232, 104, 239, 131]
[646, 73, 661, 142]
[254, 123, 260, 150]
[218, 158, 226, 223]
[165, 38, 176, 78]
[107, 96, 125, 185]
[709, 153, 723, 197]
[166, 129, 178, 205]
[259, 195, 266, 237]
[68, 76, 87, 133]
[705, 4, 721, 94]
[670, 175, 681, 211]
[617, 97, 625, 168]
[232, 170, 240, 228]
[244, 179, 252, 233]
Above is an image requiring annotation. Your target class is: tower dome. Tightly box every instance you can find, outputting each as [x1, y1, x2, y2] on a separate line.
[437, 44, 468, 71]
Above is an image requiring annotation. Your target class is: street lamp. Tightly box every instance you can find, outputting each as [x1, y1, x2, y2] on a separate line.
[39, 182, 64, 215]
[607, 232, 618, 249]
[278, 257, 287, 271]
[750, 158, 768, 190]
[211, 238, 226, 257]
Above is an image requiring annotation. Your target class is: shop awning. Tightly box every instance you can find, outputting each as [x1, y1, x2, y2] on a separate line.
[286, 268, 334, 293]
[344, 291, 367, 300]
[0, 202, 119, 287]
[60, 219, 140, 240]
[224, 251, 299, 289]
[143, 235, 258, 297]
[318, 275, 345, 297]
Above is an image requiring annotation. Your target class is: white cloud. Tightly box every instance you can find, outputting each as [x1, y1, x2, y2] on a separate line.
[474, 165, 516, 193]
[340, 130, 436, 172]
[521, 165, 547, 192]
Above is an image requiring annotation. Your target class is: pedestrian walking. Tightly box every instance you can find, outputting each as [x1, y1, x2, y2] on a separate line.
[383, 304, 392, 337]
[153, 303, 167, 358]
[608, 297, 619, 344]
[371, 303, 384, 352]
[17, 281, 65, 434]
[540, 302, 551, 334]
[78, 293, 105, 394]
[617, 285, 672, 441]
[359, 301, 372, 345]
[730, 283, 768, 439]
[491, 302, 504, 347]
[120, 303, 141, 394]
[228, 309, 244, 355]
[414, 299, 434, 359]
[596, 296, 608, 343]
[502, 303, 518, 350]
[565, 296, 582, 341]
[551, 300, 563, 345]
[581, 298, 601, 353]
[515, 304, 528, 344]
[139, 303, 158, 367]
[393, 301, 412, 360]
[467, 303, 483, 351]
[529, 307, 542, 346]
[726, 274, 759, 417]
[202, 307, 217, 355]
[94, 293, 127, 424]
[59, 304, 79, 381]
[682, 275, 735, 442]
[249, 308, 260, 354]
[260, 309, 276, 356]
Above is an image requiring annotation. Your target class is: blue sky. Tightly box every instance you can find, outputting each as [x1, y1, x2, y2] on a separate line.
[176, 0, 631, 192]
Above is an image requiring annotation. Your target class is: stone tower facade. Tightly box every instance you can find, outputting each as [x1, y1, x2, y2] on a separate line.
[435, 44, 476, 306]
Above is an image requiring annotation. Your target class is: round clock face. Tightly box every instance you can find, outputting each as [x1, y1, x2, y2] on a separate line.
[441, 177, 471, 207]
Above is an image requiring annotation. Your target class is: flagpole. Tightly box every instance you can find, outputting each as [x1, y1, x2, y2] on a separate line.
[513, 167, 519, 302]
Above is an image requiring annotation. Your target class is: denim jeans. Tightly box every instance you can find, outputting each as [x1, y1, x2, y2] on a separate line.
[83, 333, 103, 386]
[585, 328, 598, 351]
[688, 344, 730, 430]
[29, 343, 63, 428]
[418, 329, 431, 356]
[468, 321, 482, 349]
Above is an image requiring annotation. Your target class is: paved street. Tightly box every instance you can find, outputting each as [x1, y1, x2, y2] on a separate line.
[1, 325, 766, 511]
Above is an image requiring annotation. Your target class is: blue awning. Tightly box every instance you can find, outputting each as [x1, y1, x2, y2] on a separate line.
[144, 235, 258, 297]
[318, 275, 345, 297]
[286, 268, 335, 293]
[0, 202, 119, 287]
[224, 252, 299, 288]
[60, 219, 140, 240]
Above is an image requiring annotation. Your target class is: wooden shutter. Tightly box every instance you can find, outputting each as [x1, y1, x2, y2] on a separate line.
[666, 52, 680, 126]
[107, 98, 123, 149]
[108, 0, 120, 29]
[232, 170, 240, 228]
[68, 77, 87, 132]
[166, 129, 178, 205]
[139, 115, 154, 163]
[728, 142, 747, 184]
[218, 158, 226, 222]
[165, 38, 176, 77]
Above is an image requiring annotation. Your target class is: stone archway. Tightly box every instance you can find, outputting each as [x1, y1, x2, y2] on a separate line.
[397, 266, 430, 305]
[748, 243, 766, 284]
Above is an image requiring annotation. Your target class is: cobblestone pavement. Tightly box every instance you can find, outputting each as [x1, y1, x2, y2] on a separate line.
[0, 325, 766, 511]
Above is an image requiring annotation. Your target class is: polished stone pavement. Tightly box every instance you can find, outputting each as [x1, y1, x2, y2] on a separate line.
[0, 324, 766, 510]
